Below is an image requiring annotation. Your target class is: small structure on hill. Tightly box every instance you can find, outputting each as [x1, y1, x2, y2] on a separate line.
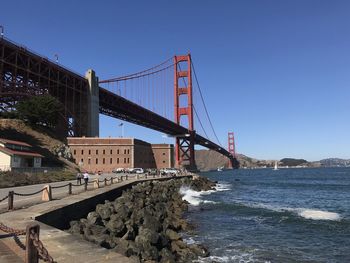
[0, 138, 43, 171]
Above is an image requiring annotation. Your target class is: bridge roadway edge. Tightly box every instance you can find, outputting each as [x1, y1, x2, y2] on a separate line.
[0, 175, 192, 262]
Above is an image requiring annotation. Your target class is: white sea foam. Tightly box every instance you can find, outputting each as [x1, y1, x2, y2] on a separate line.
[215, 183, 232, 191]
[229, 200, 341, 221]
[179, 186, 203, 206]
[297, 209, 341, 221]
[183, 237, 197, 245]
[179, 183, 229, 206]
[194, 253, 256, 263]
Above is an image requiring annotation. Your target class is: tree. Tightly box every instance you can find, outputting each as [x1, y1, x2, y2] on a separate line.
[16, 95, 63, 128]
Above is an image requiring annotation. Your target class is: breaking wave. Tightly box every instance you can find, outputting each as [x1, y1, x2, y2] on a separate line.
[179, 183, 230, 206]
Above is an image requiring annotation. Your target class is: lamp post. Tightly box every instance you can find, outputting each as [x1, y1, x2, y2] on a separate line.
[0, 26, 4, 38]
[119, 123, 124, 138]
[54, 54, 58, 63]
[88, 157, 91, 173]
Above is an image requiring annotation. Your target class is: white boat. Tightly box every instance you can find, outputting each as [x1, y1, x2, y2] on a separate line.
[217, 166, 224, 172]
[273, 161, 279, 170]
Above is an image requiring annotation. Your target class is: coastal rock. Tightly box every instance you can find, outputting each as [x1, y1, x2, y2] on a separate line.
[135, 226, 159, 246]
[159, 248, 176, 263]
[96, 203, 113, 220]
[166, 229, 180, 241]
[68, 176, 213, 262]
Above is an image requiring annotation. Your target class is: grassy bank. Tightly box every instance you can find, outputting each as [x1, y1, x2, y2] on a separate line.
[0, 171, 75, 188]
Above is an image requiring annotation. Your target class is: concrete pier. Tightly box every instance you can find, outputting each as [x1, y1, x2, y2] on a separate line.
[0, 175, 191, 262]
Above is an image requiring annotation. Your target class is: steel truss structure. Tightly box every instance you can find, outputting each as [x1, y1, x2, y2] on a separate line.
[0, 37, 89, 138]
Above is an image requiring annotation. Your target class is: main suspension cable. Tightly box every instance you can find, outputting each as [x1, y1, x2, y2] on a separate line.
[191, 59, 223, 147]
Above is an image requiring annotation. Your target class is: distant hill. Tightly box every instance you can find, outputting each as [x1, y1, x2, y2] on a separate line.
[195, 149, 273, 171]
[280, 158, 308, 167]
[319, 158, 350, 167]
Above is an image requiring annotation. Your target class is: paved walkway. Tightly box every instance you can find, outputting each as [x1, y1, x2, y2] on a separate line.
[0, 239, 23, 263]
[0, 172, 131, 213]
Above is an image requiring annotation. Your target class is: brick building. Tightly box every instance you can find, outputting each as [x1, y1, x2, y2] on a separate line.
[67, 137, 174, 173]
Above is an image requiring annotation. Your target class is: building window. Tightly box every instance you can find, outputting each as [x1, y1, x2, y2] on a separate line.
[163, 152, 166, 156]
[74, 150, 76, 155]
[81, 159, 83, 163]
[81, 150, 84, 155]
[163, 161, 166, 163]
[127, 149, 130, 154]
[124, 158, 126, 163]
[117, 149, 120, 154]
[127, 158, 130, 163]
[110, 158, 112, 164]
[124, 149, 127, 154]
[96, 158, 98, 164]
[110, 149, 112, 154]
[89, 150, 91, 155]
[96, 150, 98, 155]
[117, 158, 119, 164]
[88, 158, 91, 164]
[103, 158, 105, 164]
[103, 150, 105, 155]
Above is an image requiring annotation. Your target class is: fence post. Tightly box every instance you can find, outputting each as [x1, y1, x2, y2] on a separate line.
[93, 179, 99, 189]
[68, 183, 72, 195]
[8, 191, 14, 210]
[104, 178, 107, 186]
[25, 223, 40, 263]
[41, 185, 52, 201]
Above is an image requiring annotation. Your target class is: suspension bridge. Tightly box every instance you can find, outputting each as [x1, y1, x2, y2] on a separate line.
[0, 37, 239, 170]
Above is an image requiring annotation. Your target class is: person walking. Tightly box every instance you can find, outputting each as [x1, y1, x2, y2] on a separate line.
[76, 172, 82, 185]
[83, 171, 89, 185]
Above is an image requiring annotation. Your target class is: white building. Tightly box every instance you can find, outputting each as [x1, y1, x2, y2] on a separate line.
[0, 138, 43, 171]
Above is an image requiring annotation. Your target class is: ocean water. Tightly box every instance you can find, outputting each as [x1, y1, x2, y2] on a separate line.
[181, 168, 350, 263]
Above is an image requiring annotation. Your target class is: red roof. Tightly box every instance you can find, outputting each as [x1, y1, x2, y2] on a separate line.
[0, 138, 32, 147]
[0, 146, 43, 158]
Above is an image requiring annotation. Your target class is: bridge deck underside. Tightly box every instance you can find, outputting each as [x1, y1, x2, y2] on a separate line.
[0, 38, 89, 138]
[99, 88, 233, 160]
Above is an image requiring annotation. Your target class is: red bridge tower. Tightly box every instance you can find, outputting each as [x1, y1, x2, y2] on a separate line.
[174, 54, 196, 171]
[228, 132, 239, 169]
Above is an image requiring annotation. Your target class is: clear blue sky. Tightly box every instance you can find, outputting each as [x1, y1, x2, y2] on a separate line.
[2, 0, 350, 161]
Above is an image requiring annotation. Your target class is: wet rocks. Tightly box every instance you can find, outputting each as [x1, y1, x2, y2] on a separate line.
[68, 176, 213, 262]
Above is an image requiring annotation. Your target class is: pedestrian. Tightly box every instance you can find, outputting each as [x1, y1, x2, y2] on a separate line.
[76, 172, 82, 185]
[83, 171, 89, 185]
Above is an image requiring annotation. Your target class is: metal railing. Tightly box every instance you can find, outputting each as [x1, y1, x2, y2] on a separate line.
[0, 222, 55, 262]
[0, 173, 174, 211]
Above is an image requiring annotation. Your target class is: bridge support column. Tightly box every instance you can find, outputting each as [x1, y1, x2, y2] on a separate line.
[228, 132, 239, 169]
[176, 130, 197, 171]
[85, 69, 99, 137]
[174, 54, 197, 171]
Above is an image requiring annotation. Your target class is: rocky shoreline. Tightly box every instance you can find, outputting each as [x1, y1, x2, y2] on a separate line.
[68, 176, 216, 263]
